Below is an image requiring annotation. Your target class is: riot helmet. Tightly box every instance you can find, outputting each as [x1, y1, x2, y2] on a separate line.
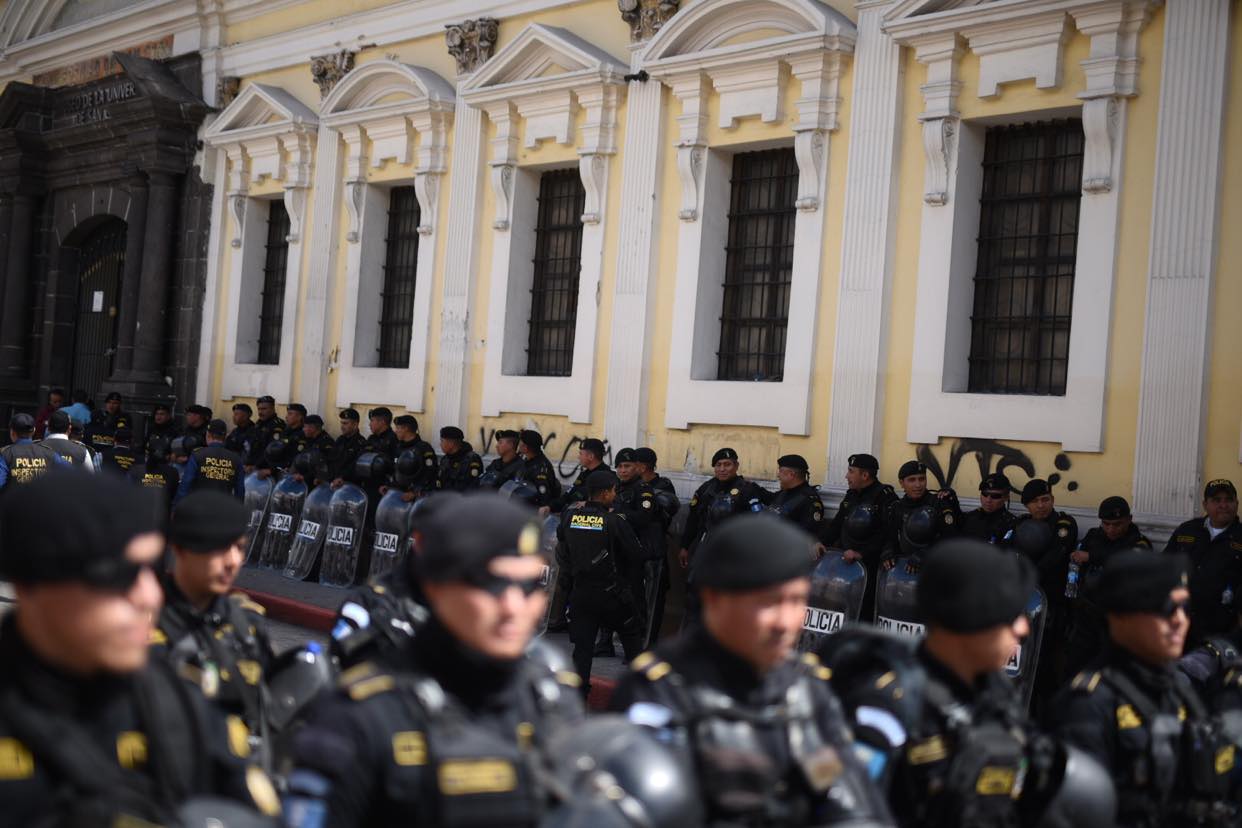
[293, 450, 320, 480]
[845, 504, 880, 540]
[395, 448, 420, 486]
[902, 505, 939, 550]
[354, 451, 393, 483]
[265, 439, 287, 466]
[1012, 518, 1054, 558]
[499, 478, 541, 506]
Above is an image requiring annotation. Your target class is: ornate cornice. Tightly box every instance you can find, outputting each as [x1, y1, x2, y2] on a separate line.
[445, 17, 499, 75]
[618, 0, 679, 43]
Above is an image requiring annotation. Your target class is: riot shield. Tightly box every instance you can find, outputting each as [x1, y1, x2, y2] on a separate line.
[537, 514, 562, 636]
[643, 557, 665, 647]
[369, 489, 414, 581]
[1010, 587, 1047, 710]
[874, 556, 924, 639]
[284, 483, 334, 581]
[242, 473, 274, 566]
[260, 475, 307, 571]
[798, 549, 868, 652]
[319, 483, 369, 588]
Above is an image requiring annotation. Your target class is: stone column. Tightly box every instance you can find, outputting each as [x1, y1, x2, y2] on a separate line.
[131, 171, 178, 377]
[0, 193, 38, 377]
[113, 171, 149, 374]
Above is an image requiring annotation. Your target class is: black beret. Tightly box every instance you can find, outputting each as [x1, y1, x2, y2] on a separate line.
[580, 438, 606, 458]
[394, 415, 418, 429]
[1098, 496, 1131, 520]
[1094, 550, 1189, 615]
[0, 470, 163, 584]
[207, 419, 228, 436]
[897, 460, 926, 480]
[980, 473, 1011, 493]
[287, 403, 307, 416]
[711, 447, 739, 465]
[495, 429, 520, 442]
[440, 426, 464, 440]
[419, 494, 544, 582]
[152, 403, 172, 414]
[520, 430, 543, 450]
[614, 448, 637, 464]
[633, 447, 657, 466]
[695, 513, 814, 591]
[778, 454, 809, 473]
[256, 395, 275, 406]
[9, 412, 33, 432]
[848, 453, 879, 474]
[304, 414, 324, 427]
[368, 407, 392, 422]
[338, 408, 360, 422]
[1205, 479, 1237, 500]
[1020, 479, 1051, 504]
[187, 404, 212, 418]
[169, 491, 249, 553]
[917, 539, 1035, 632]
[48, 410, 71, 433]
[586, 470, 619, 492]
[232, 403, 253, 415]
[105, 392, 123, 403]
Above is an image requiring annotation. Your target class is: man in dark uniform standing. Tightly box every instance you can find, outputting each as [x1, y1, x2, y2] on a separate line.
[0, 413, 66, 489]
[128, 437, 180, 513]
[226, 403, 257, 463]
[247, 396, 286, 473]
[563, 437, 609, 505]
[284, 495, 584, 826]
[298, 414, 334, 456]
[1050, 550, 1236, 827]
[101, 427, 141, 476]
[145, 402, 181, 460]
[611, 514, 891, 827]
[87, 391, 131, 455]
[153, 491, 275, 767]
[515, 429, 562, 511]
[437, 425, 483, 491]
[184, 404, 212, 446]
[822, 453, 898, 620]
[0, 472, 280, 825]
[480, 429, 524, 488]
[679, 447, 767, 568]
[951, 472, 1019, 544]
[330, 409, 368, 487]
[177, 419, 245, 501]
[882, 460, 957, 565]
[556, 470, 646, 692]
[633, 447, 679, 645]
[766, 453, 826, 540]
[391, 414, 438, 497]
[282, 403, 307, 448]
[363, 407, 400, 461]
[1164, 479, 1242, 649]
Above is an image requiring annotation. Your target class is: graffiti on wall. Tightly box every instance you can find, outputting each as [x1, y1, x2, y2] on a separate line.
[915, 438, 1078, 495]
[478, 427, 612, 482]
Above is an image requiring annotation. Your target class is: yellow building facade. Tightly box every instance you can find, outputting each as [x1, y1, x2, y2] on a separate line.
[4, 0, 1237, 536]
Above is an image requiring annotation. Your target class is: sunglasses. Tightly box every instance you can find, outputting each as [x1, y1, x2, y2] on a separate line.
[462, 570, 544, 598]
[980, 491, 1008, 500]
[81, 558, 159, 593]
[1159, 598, 1190, 621]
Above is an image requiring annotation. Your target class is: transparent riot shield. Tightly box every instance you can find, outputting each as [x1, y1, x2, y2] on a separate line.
[319, 483, 369, 588]
[242, 473, 274, 566]
[283, 483, 334, 581]
[1010, 587, 1048, 711]
[369, 489, 414, 582]
[643, 557, 665, 646]
[537, 514, 561, 636]
[798, 549, 868, 652]
[260, 475, 307, 571]
[874, 556, 925, 639]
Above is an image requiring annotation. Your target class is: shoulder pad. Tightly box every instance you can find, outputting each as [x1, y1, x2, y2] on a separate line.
[149, 628, 168, 645]
[799, 651, 832, 681]
[629, 651, 672, 682]
[228, 593, 267, 616]
[337, 661, 397, 702]
[1057, 513, 1076, 525]
[1069, 670, 1103, 694]
[881, 485, 896, 497]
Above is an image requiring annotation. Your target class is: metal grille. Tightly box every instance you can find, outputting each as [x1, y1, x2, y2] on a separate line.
[716, 147, 798, 381]
[968, 120, 1084, 395]
[378, 186, 422, 369]
[526, 168, 585, 377]
[71, 219, 127, 400]
[256, 200, 291, 365]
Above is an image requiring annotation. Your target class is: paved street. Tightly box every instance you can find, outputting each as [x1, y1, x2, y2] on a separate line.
[267, 617, 326, 655]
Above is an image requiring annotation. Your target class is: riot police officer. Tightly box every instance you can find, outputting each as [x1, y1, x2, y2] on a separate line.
[0, 412, 66, 489]
[515, 429, 563, 510]
[822, 453, 898, 621]
[284, 495, 584, 826]
[883, 460, 956, 565]
[1050, 550, 1236, 827]
[280, 403, 308, 463]
[679, 447, 766, 567]
[611, 514, 892, 827]
[632, 446, 679, 645]
[363, 407, 400, 460]
[146, 402, 181, 460]
[40, 409, 95, 470]
[184, 403, 213, 446]
[87, 391, 131, 454]
[766, 454, 827, 540]
[129, 436, 181, 511]
[1164, 478, 1242, 649]
[480, 429, 524, 488]
[557, 470, 646, 691]
[177, 419, 246, 501]
[392, 414, 437, 496]
[437, 425, 483, 491]
[153, 491, 275, 767]
[297, 414, 335, 459]
[101, 426, 141, 475]
[0, 471, 280, 825]
[564, 438, 610, 505]
[330, 408, 368, 487]
[952, 472, 1018, 544]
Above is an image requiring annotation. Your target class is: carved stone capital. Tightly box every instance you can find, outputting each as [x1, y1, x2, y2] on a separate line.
[618, 0, 680, 43]
[445, 18, 499, 75]
[216, 76, 241, 108]
[311, 50, 357, 99]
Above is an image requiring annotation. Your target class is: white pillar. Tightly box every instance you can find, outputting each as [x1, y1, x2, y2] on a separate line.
[298, 127, 343, 416]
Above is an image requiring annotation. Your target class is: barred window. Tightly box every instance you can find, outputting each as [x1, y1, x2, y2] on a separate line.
[256, 200, 291, 365]
[377, 187, 421, 369]
[717, 147, 797, 381]
[526, 169, 585, 377]
[968, 120, 1084, 395]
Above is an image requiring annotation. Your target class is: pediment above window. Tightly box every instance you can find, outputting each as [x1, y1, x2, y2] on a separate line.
[642, 0, 854, 64]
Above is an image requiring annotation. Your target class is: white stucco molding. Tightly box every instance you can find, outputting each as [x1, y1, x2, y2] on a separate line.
[641, 0, 854, 434]
[319, 60, 456, 414]
[462, 24, 626, 423]
[894, 0, 1159, 452]
[202, 83, 318, 402]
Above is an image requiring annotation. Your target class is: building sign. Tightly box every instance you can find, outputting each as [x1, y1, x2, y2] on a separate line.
[33, 35, 173, 88]
[56, 81, 138, 127]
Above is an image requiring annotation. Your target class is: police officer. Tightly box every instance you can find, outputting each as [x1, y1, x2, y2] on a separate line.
[480, 429, 524, 488]
[227, 402, 257, 464]
[177, 419, 246, 501]
[101, 426, 141, 475]
[822, 453, 898, 621]
[185, 403, 213, 446]
[0, 471, 280, 825]
[87, 391, 131, 454]
[952, 472, 1018, 544]
[40, 409, 95, 471]
[823, 538, 1086, 828]
[298, 414, 334, 457]
[284, 495, 584, 826]
[557, 470, 646, 690]
[883, 460, 957, 565]
[767, 453, 827, 539]
[1050, 550, 1235, 827]
[679, 447, 767, 568]
[437, 425, 483, 491]
[246, 396, 286, 473]
[153, 492, 275, 766]
[564, 437, 610, 505]
[1165, 478, 1242, 649]
[330, 409, 368, 487]
[146, 401, 181, 450]
[0, 412, 66, 489]
[363, 407, 400, 460]
[632, 447, 679, 645]
[515, 429, 562, 511]
[611, 514, 892, 827]
[129, 437, 181, 511]
[282, 404, 308, 456]
[1179, 605, 1242, 700]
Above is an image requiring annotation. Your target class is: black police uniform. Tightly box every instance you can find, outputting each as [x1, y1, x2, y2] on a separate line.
[883, 491, 956, 562]
[480, 455, 524, 489]
[146, 420, 182, 460]
[395, 437, 438, 495]
[87, 409, 130, 454]
[1164, 517, 1242, 648]
[364, 427, 400, 462]
[514, 451, 562, 509]
[0, 438, 63, 487]
[767, 481, 827, 538]
[285, 619, 583, 827]
[823, 479, 898, 620]
[556, 501, 646, 687]
[1063, 525, 1153, 677]
[438, 442, 484, 492]
[247, 414, 285, 469]
[955, 505, 1019, 544]
[639, 474, 679, 645]
[563, 462, 613, 506]
[611, 628, 886, 827]
[101, 443, 140, 475]
[128, 460, 180, 510]
[680, 475, 767, 553]
[227, 419, 258, 462]
[184, 443, 245, 497]
[184, 423, 209, 448]
[332, 432, 368, 483]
